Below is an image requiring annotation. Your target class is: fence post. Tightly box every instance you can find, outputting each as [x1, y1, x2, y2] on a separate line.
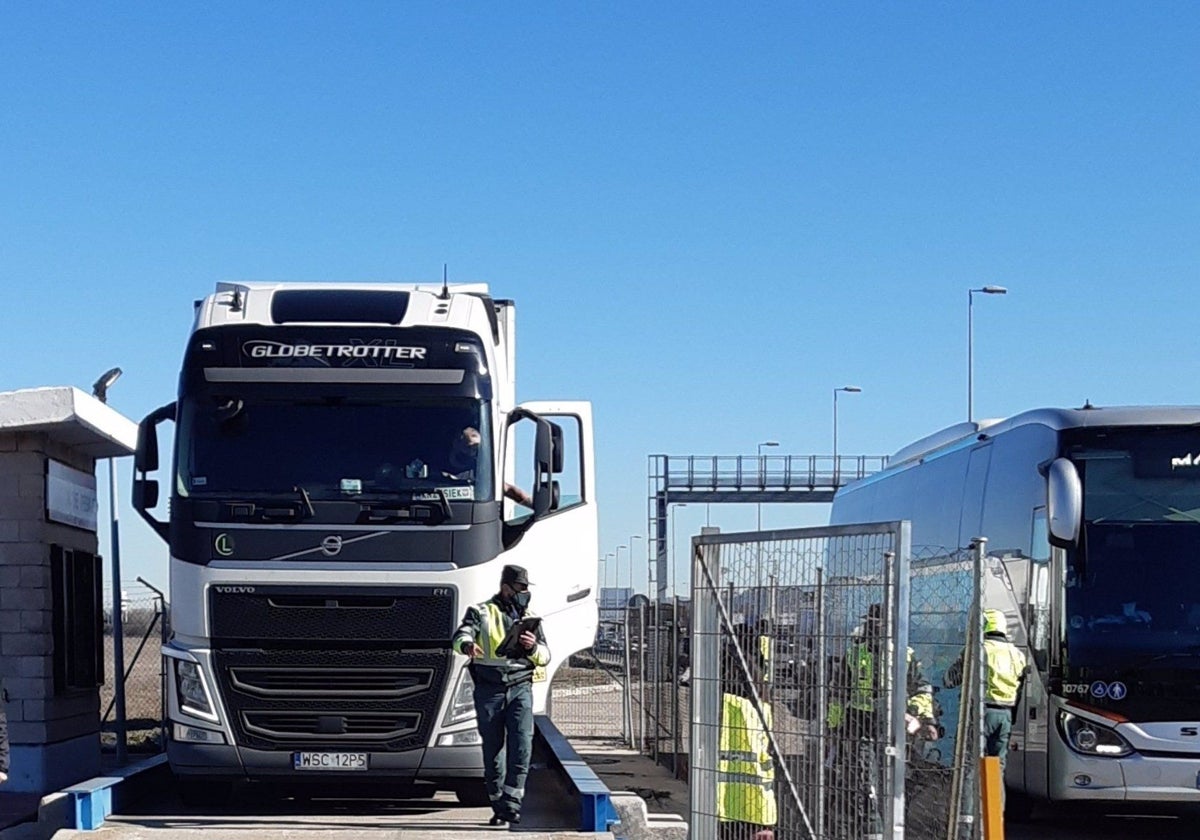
[690, 530, 721, 840]
[815, 565, 827, 839]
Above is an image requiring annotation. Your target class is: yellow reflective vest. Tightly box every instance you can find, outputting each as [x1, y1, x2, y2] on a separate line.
[845, 643, 935, 722]
[758, 634, 772, 684]
[718, 693, 777, 826]
[983, 637, 1026, 706]
[452, 597, 551, 686]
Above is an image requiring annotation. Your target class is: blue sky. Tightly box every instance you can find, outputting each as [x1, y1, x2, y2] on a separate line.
[2, 3, 1197, 596]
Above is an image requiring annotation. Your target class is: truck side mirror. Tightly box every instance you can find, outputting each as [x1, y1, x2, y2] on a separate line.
[133, 402, 175, 542]
[550, 422, 564, 473]
[132, 480, 159, 511]
[533, 418, 555, 517]
[1047, 457, 1082, 548]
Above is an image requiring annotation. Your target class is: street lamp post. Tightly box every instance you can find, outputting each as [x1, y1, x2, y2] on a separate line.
[92, 367, 126, 766]
[628, 535, 643, 596]
[968, 286, 1007, 422]
[671, 504, 688, 598]
[755, 441, 779, 533]
[755, 441, 778, 614]
[833, 386, 862, 482]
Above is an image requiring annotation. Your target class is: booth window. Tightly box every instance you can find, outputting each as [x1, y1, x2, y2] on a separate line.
[50, 545, 105, 693]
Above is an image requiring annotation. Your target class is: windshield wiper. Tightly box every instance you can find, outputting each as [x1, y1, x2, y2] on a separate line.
[432, 488, 453, 522]
[294, 485, 315, 518]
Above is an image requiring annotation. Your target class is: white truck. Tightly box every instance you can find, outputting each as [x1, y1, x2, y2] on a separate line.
[133, 281, 598, 803]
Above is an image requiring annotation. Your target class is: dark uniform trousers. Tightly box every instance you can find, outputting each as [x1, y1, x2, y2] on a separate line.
[474, 677, 534, 818]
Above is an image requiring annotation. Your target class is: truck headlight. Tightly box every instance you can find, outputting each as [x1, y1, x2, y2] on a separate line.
[1058, 710, 1133, 757]
[175, 659, 217, 721]
[442, 667, 476, 727]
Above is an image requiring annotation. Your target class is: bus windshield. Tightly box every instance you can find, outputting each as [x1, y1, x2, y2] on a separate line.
[175, 394, 494, 501]
[1066, 438, 1200, 669]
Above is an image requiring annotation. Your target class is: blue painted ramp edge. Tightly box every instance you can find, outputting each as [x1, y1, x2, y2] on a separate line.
[535, 715, 619, 833]
[62, 754, 168, 831]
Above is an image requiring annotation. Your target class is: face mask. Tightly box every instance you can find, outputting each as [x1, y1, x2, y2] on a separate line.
[513, 591, 531, 611]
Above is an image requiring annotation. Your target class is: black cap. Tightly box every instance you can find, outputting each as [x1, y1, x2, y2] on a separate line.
[501, 565, 532, 587]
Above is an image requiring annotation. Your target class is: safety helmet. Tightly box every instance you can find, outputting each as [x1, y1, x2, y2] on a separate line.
[983, 609, 1007, 635]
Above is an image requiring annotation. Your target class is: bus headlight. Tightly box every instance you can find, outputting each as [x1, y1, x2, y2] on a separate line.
[1058, 711, 1133, 757]
[175, 659, 217, 721]
[442, 668, 476, 727]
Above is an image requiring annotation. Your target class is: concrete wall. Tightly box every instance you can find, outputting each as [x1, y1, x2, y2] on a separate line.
[0, 430, 102, 793]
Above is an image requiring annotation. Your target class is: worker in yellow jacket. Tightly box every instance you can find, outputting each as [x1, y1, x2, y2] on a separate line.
[944, 608, 1028, 779]
[718, 622, 777, 840]
[826, 604, 937, 840]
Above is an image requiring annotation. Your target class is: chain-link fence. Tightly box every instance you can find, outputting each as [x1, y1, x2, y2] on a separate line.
[687, 523, 909, 840]
[907, 546, 984, 840]
[549, 600, 631, 744]
[101, 578, 166, 756]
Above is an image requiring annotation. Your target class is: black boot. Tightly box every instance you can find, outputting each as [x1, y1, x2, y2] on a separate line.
[488, 815, 506, 826]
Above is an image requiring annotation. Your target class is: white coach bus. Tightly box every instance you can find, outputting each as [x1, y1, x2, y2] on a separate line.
[832, 406, 1200, 814]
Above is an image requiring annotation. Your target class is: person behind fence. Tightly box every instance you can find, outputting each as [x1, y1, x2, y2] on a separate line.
[944, 608, 1028, 783]
[718, 622, 778, 840]
[826, 603, 937, 839]
[451, 564, 550, 826]
[755, 618, 773, 694]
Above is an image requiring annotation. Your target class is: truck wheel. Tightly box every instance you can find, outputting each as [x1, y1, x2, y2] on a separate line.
[178, 779, 233, 807]
[454, 783, 492, 807]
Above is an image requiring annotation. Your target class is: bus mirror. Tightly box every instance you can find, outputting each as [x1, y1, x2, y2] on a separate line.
[1047, 457, 1082, 548]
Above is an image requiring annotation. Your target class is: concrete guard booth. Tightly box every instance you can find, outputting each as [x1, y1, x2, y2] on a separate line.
[0, 387, 137, 794]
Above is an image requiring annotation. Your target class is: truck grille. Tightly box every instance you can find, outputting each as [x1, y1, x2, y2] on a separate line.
[242, 710, 420, 741]
[229, 667, 433, 699]
[214, 648, 450, 751]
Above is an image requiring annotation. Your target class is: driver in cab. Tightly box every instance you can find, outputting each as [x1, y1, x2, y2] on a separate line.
[448, 426, 532, 507]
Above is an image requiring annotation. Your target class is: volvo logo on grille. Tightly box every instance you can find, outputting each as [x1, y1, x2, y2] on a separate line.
[321, 535, 344, 556]
[214, 585, 256, 594]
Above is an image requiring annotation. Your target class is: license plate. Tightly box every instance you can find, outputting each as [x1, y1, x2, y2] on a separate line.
[292, 752, 369, 771]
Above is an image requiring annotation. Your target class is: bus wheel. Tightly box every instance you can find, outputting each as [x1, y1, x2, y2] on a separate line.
[1004, 789, 1034, 822]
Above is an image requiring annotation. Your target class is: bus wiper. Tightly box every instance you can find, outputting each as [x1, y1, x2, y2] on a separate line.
[294, 485, 315, 518]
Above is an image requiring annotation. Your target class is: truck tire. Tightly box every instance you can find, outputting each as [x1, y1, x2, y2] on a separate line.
[454, 782, 492, 807]
[178, 779, 233, 808]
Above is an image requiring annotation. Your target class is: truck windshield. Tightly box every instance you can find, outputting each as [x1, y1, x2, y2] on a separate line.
[1066, 440, 1200, 669]
[175, 395, 494, 501]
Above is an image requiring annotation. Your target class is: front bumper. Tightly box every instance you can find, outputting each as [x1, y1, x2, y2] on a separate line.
[168, 740, 483, 782]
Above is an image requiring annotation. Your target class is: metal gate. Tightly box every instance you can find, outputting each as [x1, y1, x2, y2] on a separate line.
[689, 522, 912, 840]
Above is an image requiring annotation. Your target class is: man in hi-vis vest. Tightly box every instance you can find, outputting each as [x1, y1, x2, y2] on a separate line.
[945, 608, 1028, 780]
[452, 565, 550, 826]
[718, 622, 777, 840]
[827, 603, 936, 840]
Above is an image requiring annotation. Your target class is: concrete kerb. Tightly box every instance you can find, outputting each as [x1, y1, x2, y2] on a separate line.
[0, 754, 170, 838]
[608, 793, 688, 840]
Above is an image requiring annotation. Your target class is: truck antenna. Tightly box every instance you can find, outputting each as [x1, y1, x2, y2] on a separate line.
[439, 264, 450, 300]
